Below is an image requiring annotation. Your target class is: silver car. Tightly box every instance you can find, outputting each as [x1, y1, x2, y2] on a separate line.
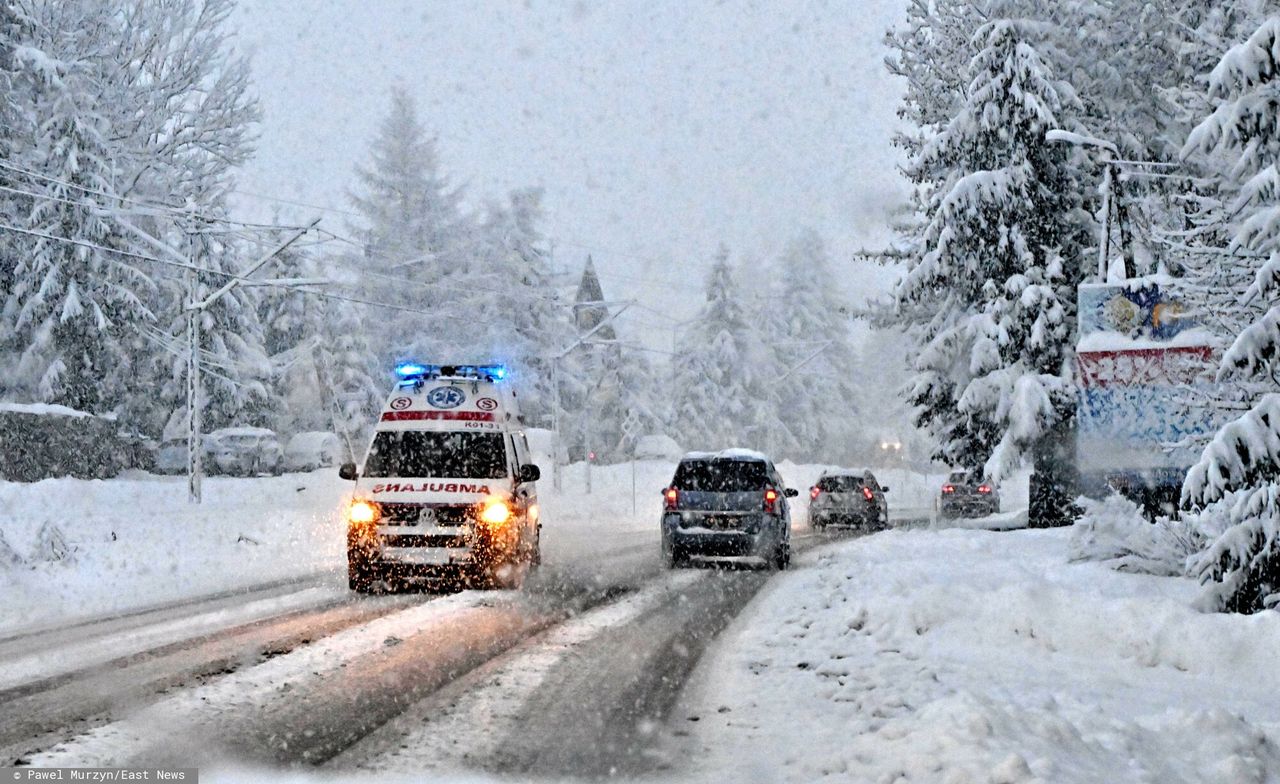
[153, 435, 218, 475]
[208, 427, 284, 476]
[808, 469, 890, 531]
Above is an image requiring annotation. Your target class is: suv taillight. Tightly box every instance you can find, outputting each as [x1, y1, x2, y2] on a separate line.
[977, 484, 992, 494]
[862, 486, 875, 502]
[664, 487, 679, 510]
[810, 486, 821, 501]
[763, 488, 779, 515]
[941, 484, 955, 494]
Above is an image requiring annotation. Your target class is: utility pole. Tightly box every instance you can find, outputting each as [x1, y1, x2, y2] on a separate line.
[185, 244, 202, 503]
[184, 218, 320, 503]
[547, 300, 634, 496]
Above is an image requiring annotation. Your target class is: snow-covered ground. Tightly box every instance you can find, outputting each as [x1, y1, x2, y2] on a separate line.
[0, 458, 951, 632]
[672, 526, 1280, 783]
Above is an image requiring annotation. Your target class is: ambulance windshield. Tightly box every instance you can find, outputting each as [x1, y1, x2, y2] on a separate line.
[363, 431, 508, 479]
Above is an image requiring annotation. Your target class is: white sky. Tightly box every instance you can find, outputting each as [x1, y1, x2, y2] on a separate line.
[231, 0, 909, 342]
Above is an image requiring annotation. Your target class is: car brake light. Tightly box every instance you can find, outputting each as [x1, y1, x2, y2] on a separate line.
[862, 486, 874, 502]
[664, 487, 679, 510]
[942, 484, 955, 494]
[810, 486, 820, 501]
[977, 484, 992, 494]
[763, 488, 779, 514]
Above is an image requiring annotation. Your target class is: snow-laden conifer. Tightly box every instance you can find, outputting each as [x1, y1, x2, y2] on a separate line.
[670, 247, 763, 450]
[1181, 17, 1280, 612]
[892, 18, 1089, 522]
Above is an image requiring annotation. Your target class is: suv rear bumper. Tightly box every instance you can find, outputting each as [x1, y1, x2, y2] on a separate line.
[662, 512, 784, 557]
[939, 499, 999, 517]
[810, 510, 878, 528]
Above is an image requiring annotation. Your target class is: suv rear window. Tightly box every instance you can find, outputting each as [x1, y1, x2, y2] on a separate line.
[817, 475, 864, 492]
[672, 459, 768, 492]
[948, 471, 969, 483]
[363, 431, 508, 479]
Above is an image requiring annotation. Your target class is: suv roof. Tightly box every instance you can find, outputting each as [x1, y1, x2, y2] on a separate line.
[680, 448, 771, 463]
[819, 467, 873, 478]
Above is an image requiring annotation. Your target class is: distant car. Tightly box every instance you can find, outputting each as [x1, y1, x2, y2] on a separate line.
[808, 469, 890, 531]
[634, 433, 683, 462]
[153, 435, 218, 475]
[938, 470, 1000, 518]
[660, 449, 796, 569]
[284, 431, 346, 472]
[208, 427, 284, 476]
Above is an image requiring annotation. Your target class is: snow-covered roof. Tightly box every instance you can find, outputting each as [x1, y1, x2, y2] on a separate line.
[681, 447, 770, 462]
[210, 426, 276, 438]
[285, 431, 340, 452]
[819, 467, 874, 478]
[0, 401, 115, 420]
[1077, 327, 1219, 353]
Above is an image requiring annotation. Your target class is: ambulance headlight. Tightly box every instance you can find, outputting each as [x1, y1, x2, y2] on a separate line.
[478, 498, 512, 527]
[348, 499, 379, 526]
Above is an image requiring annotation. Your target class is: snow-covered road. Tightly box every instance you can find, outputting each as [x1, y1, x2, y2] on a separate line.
[5, 529, 831, 775]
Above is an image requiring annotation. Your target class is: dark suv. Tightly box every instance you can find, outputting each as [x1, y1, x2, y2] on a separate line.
[938, 470, 1000, 518]
[660, 450, 796, 569]
[808, 469, 889, 530]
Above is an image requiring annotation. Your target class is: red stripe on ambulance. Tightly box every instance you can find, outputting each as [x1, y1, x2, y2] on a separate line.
[380, 410, 496, 422]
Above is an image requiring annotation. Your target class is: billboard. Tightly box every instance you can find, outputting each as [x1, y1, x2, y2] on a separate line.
[1075, 279, 1219, 491]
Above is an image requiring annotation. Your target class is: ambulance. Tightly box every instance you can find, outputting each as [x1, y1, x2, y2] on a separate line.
[339, 363, 542, 591]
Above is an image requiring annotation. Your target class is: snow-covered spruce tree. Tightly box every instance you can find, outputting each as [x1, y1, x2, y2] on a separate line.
[670, 246, 764, 451]
[892, 18, 1091, 523]
[317, 300, 384, 459]
[0, 1, 156, 414]
[566, 257, 663, 461]
[767, 230, 862, 463]
[470, 187, 575, 427]
[347, 87, 467, 366]
[1181, 17, 1280, 613]
[256, 230, 329, 433]
[0, 0, 262, 435]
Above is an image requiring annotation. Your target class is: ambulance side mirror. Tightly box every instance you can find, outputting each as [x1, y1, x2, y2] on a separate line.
[338, 462, 358, 481]
[518, 463, 541, 483]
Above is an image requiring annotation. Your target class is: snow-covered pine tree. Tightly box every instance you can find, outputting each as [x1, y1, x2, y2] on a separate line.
[1, 1, 156, 414]
[256, 228, 329, 434]
[670, 246, 762, 451]
[768, 230, 861, 463]
[318, 301, 384, 460]
[892, 17, 1091, 523]
[470, 187, 575, 427]
[568, 256, 624, 460]
[347, 87, 467, 366]
[1181, 17, 1280, 613]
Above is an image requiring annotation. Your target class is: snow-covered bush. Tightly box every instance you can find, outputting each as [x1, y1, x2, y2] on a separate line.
[1070, 495, 1203, 577]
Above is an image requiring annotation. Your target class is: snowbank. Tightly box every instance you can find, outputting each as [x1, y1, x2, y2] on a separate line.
[0, 459, 968, 633]
[0, 458, 679, 632]
[674, 527, 1280, 783]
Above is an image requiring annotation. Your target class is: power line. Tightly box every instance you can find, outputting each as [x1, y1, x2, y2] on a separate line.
[0, 161, 316, 231]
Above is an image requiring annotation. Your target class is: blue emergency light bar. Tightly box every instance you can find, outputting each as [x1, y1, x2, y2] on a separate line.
[395, 363, 507, 382]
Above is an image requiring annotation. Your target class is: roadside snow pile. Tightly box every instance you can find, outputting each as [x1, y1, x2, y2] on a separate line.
[0, 471, 351, 631]
[673, 527, 1280, 783]
[1070, 494, 1202, 577]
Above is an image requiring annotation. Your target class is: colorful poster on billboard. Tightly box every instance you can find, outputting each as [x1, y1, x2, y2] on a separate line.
[1075, 279, 1220, 491]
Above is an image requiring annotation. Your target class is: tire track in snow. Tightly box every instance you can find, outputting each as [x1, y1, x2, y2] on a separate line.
[330, 570, 705, 775]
